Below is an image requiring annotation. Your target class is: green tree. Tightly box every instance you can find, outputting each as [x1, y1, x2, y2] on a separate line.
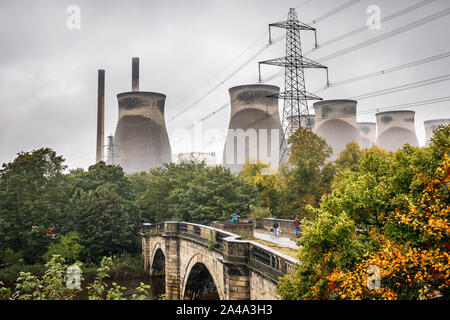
[0, 148, 68, 262]
[277, 126, 450, 300]
[240, 160, 281, 216]
[334, 141, 362, 173]
[278, 210, 363, 300]
[43, 232, 84, 264]
[65, 162, 140, 261]
[0, 255, 151, 300]
[138, 161, 258, 223]
[279, 127, 333, 219]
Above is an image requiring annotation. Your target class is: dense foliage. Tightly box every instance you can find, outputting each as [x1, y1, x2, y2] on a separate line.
[278, 125, 450, 300]
[0, 152, 259, 266]
[278, 127, 335, 219]
[0, 148, 67, 263]
[138, 160, 258, 223]
[240, 160, 281, 217]
[0, 255, 150, 300]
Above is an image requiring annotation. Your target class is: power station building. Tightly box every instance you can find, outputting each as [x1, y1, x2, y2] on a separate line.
[424, 119, 450, 146]
[376, 110, 418, 152]
[222, 84, 283, 174]
[313, 99, 361, 159]
[112, 58, 172, 173]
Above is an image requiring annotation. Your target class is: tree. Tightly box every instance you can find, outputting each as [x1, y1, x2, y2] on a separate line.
[334, 141, 362, 173]
[240, 160, 281, 216]
[0, 148, 68, 261]
[138, 161, 258, 223]
[277, 131, 450, 300]
[43, 232, 84, 264]
[279, 127, 333, 219]
[0, 255, 150, 300]
[65, 162, 140, 261]
[328, 154, 450, 300]
[277, 209, 364, 300]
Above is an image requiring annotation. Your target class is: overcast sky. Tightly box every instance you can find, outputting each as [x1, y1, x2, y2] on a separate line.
[0, 0, 449, 170]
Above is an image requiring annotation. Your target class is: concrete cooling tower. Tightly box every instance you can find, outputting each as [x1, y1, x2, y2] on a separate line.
[376, 110, 418, 152]
[113, 57, 171, 173]
[424, 119, 450, 146]
[222, 84, 283, 174]
[358, 122, 376, 149]
[313, 100, 361, 159]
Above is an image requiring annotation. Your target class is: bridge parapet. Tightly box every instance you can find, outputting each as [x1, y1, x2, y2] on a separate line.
[142, 221, 298, 300]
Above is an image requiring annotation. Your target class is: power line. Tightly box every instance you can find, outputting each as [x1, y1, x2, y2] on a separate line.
[310, 96, 450, 120]
[167, 0, 315, 122]
[349, 73, 450, 101]
[167, 32, 268, 120]
[262, 6, 450, 83]
[170, 2, 447, 135]
[199, 96, 450, 151]
[175, 72, 450, 134]
[168, 39, 281, 122]
[316, 7, 450, 63]
[314, 51, 450, 93]
[309, 0, 363, 25]
[305, 0, 437, 55]
[167, 0, 362, 123]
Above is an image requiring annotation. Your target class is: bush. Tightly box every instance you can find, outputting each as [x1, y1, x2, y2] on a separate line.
[42, 232, 83, 264]
[0, 248, 22, 265]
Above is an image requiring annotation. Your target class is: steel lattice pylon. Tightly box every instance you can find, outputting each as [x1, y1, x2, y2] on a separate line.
[259, 8, 329, 162]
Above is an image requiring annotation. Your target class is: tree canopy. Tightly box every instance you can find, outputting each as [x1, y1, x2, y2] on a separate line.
[277, 124, 450, 300]
[138, 160, 258, 223]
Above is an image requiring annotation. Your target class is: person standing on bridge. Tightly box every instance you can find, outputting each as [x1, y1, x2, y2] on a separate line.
[273, 220, 280, 238]
[294, 217, 301, 238]
[231, 216, 236, 223]
[235, 208, 240, 223]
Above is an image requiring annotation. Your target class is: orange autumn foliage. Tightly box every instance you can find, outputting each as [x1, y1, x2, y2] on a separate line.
[327, 154, 450, 300]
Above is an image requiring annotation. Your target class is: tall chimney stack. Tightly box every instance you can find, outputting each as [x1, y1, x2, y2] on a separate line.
[132, 57, 139, 91]
[96, 69, 105, 163]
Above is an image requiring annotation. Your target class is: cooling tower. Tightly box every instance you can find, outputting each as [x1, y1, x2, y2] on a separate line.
[113, 58, 171, 173]
[313, 100, 361, 159]
[424, 119, 450, 146]
[222, 84, 283, 174]
[376, 110, 418, 151]
[358, 122, 376, 149]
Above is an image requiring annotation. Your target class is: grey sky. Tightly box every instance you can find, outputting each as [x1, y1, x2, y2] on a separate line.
[0, 0, 449, 170]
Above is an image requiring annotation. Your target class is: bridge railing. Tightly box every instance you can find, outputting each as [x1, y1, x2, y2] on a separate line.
[175, 221, 241, 253]
[247, 241, 297, 279]
[142, 221, 298, 280]
[142, 222, 165, 235]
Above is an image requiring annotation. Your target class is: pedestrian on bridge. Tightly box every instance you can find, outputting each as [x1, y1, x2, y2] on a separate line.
[294, 217, 301, 237]
[235, 208, 240, 223]
[273, 220, 280, 238]
[231, 216, 236, 223]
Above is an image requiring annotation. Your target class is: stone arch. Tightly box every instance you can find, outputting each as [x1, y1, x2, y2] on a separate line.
[150, 241, 164, 270]
[151, 248, 165, 277]
[182, 253, 223, 300]
[150, 244, 166, 297]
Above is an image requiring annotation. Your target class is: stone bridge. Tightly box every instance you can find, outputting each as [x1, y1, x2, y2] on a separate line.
[141, 221, 298, 300]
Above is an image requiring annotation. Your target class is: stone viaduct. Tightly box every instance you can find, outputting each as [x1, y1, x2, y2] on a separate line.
[141, 221, 298, 300]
